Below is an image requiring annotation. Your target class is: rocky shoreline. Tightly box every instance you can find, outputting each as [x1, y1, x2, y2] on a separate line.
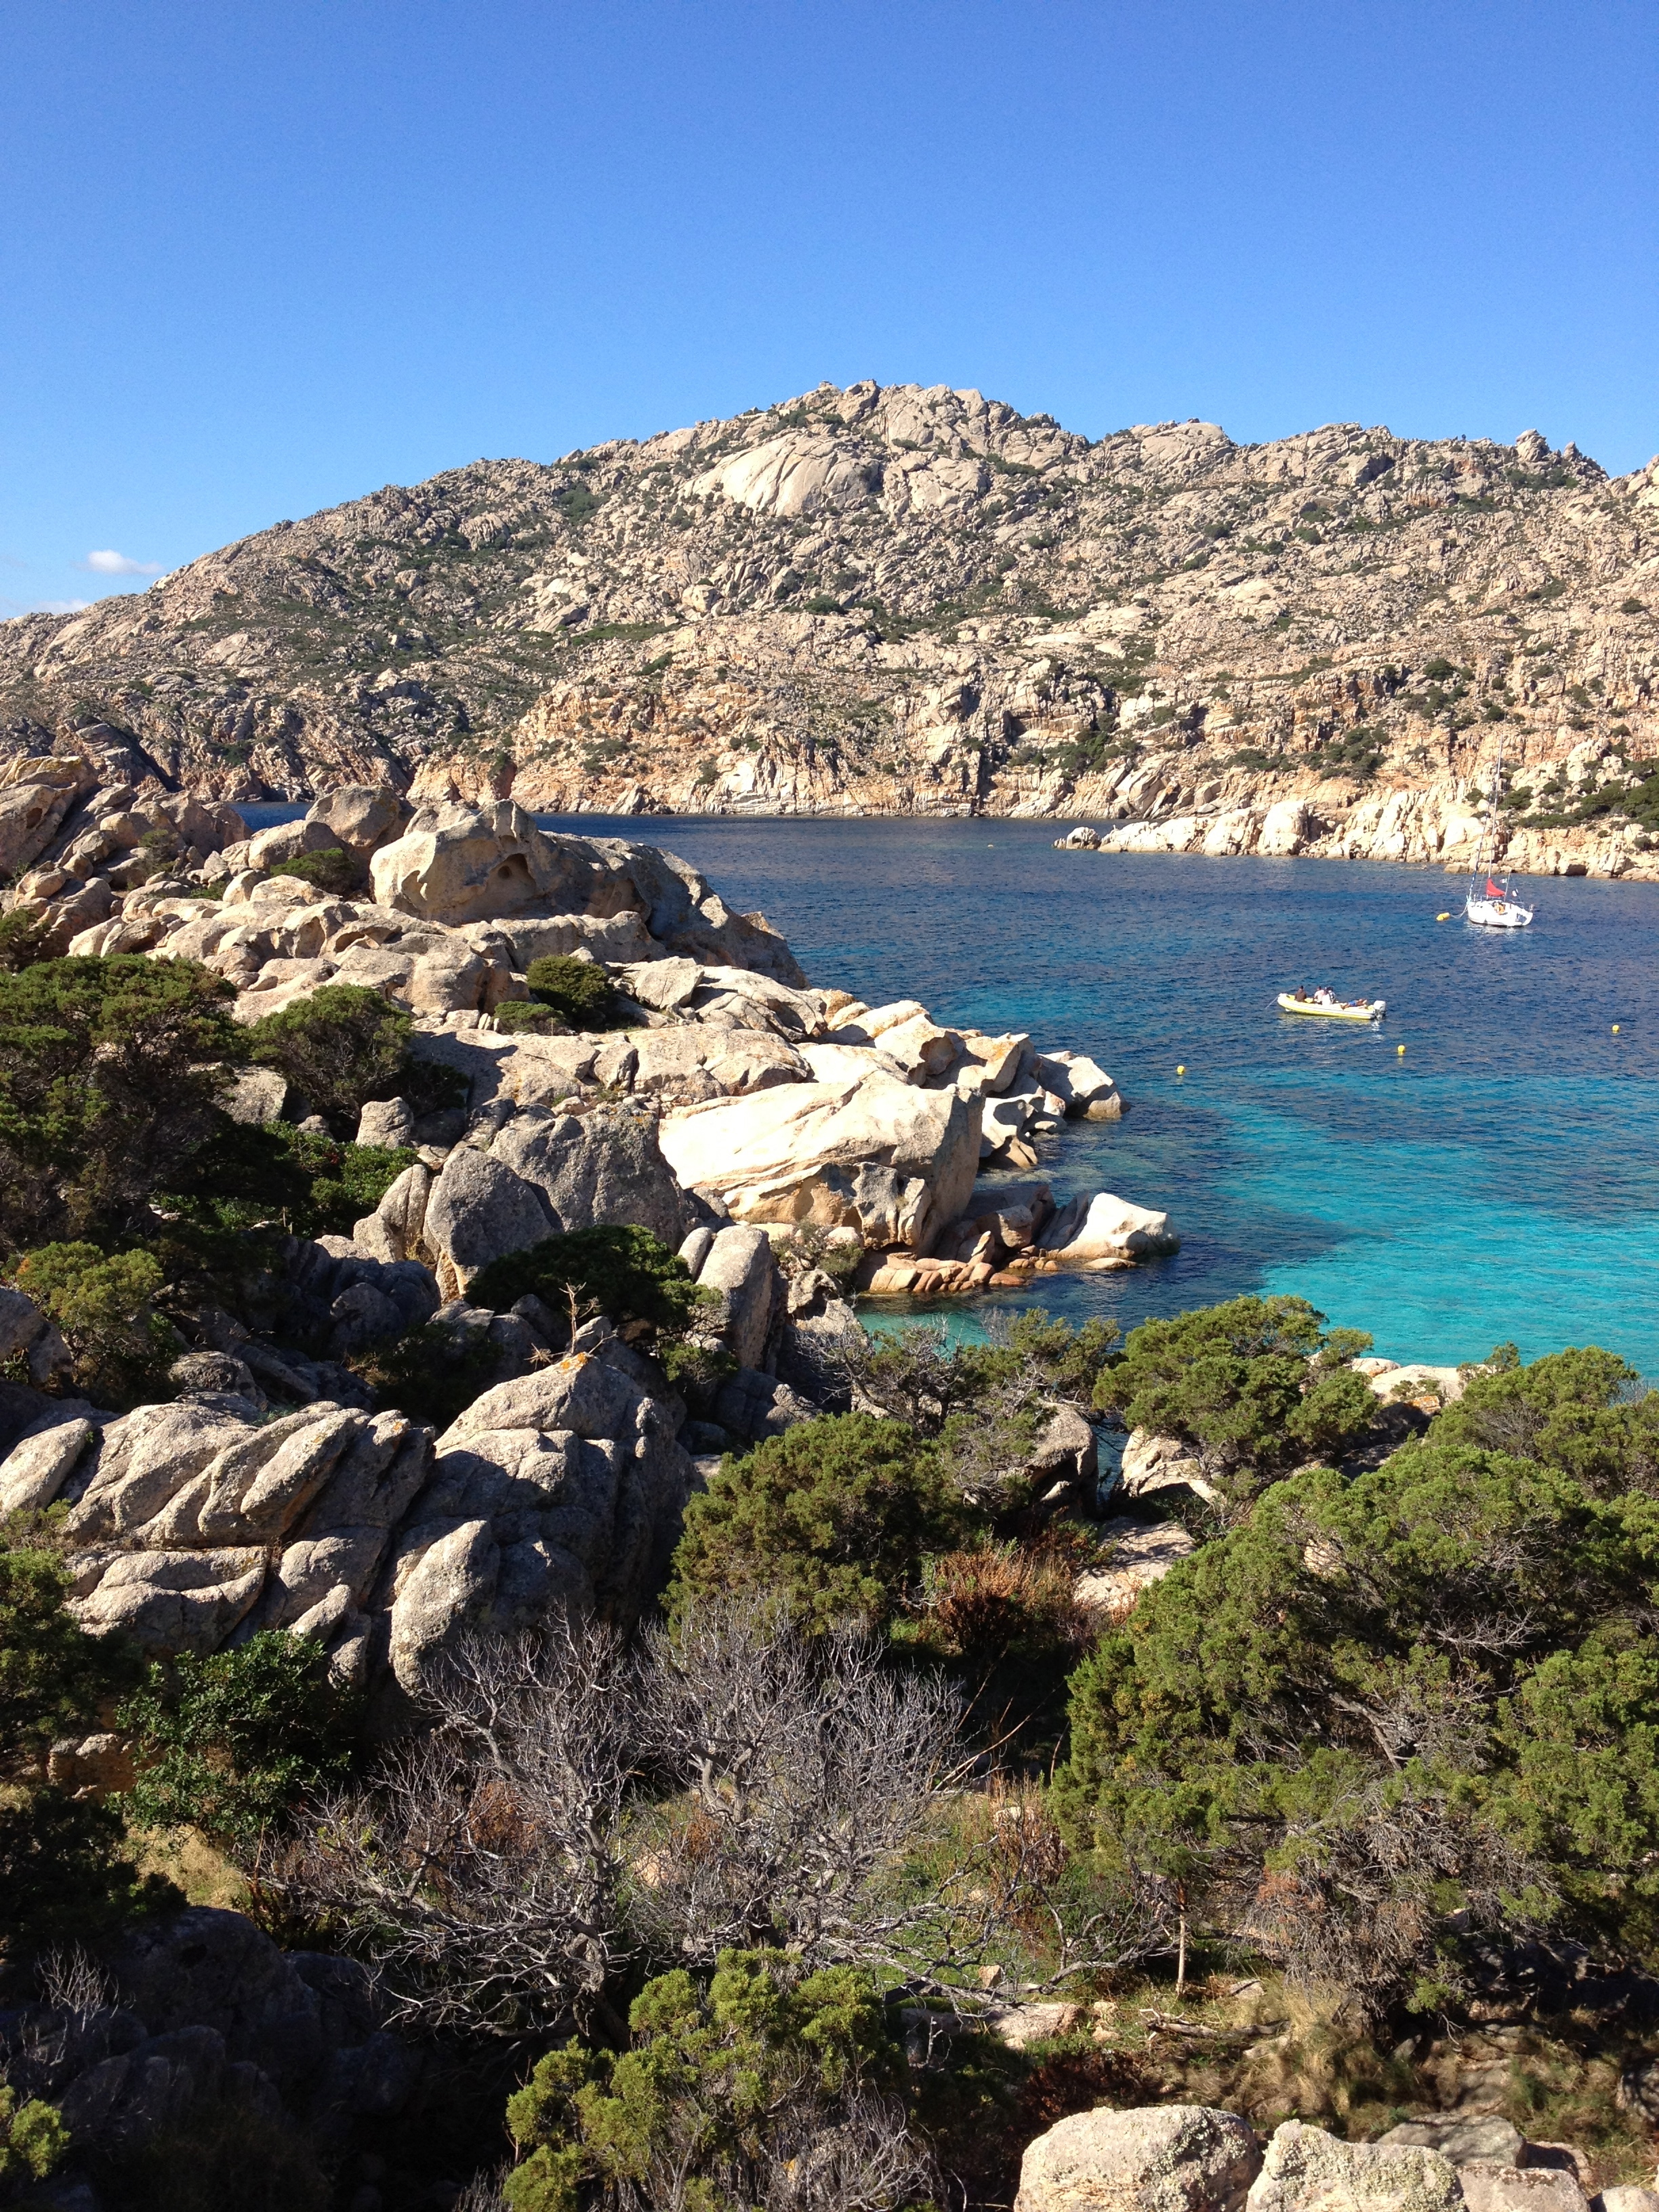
[0, 753, 1175, 1721]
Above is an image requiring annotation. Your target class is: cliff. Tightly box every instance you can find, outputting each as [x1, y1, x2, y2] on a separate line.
[3, 383, 1656, 876]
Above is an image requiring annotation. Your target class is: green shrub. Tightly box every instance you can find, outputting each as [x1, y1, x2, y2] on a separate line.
[668, 1414, 964, 1633]
[1092, 1294, 1376, 1504]
[1059, 1345, 1659, 2008]
[492, 998, 563, 1035]
[524, 954, 619, 1029]
[0, 2083, 70, 2186]
[167, 1120, 417, 1241]
[110, 2094, 330, 2212]
[504, 1949, 909, 2212]
[245, 983, 412, 1134]
[0, 907, 52, 972]
[8, 1242, 180, 1407]
[466, 1225, 703, 1338]
[122, 1629, 361, 1861]
[0, 1538, 134, 1764]
[0, 955, 241, 1245]
[352, 1317, 502, 1429]
[0, 1788, 180, 1955]
[268, 845, 361, 895]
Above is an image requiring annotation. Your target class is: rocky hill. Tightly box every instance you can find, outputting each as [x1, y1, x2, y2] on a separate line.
[4, 381, 1658, 875]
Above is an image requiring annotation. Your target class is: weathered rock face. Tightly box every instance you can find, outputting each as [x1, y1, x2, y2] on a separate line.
[1038, 1191, 1181, 1263]
[1244, 2122, 1463, 2212]
[0, 1904, 426, 2187]
[3, 384, 1650, 888]
[386, 1345, 695, 1701]
[659, 1073, 981, 1252]
[0, 1321, 692, 1709]
[1015, 2104, 1263, 2212]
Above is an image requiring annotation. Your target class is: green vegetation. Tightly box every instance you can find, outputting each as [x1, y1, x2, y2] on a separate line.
[246, 982, 412, 1134]
[7, 1242, 179, 1406]
[0, 2084, 70, 2188]
[524, 953, 619, 1029]
[670, 1413, 963, 1633]
[0, 907, 52, 971]
[268, 845, 361, 895]
[467, 1223, 704, 1338]
[504, 1950, 911, 2212]
[122, 1631, 361, 1860]
[1061, 1345, 1659, 2009]
[169, 1118, 417, 1242]
[1094, 1294, 1375, 1510]
[0, 955, 240, 1246]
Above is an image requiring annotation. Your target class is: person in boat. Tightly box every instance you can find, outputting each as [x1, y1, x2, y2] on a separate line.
[1314, 987, 1336, 1006]
[1292, 985, 1309, 1001]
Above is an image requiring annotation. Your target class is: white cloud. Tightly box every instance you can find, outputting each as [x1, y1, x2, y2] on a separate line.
[0, 596, 91, 619]
[84, 548, 161, 576]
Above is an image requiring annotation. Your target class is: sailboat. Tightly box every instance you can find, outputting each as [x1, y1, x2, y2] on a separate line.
[1465, 733, 1534, 929]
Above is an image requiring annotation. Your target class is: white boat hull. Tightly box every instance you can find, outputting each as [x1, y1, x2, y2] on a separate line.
[1465, 895, 1533, 929]
[1277, 995, 1386, 1021]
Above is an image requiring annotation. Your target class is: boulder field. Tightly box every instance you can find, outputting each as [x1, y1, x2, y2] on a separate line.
[1012, 2105, 1647, 2212]
[0, 762, 1179, 1708]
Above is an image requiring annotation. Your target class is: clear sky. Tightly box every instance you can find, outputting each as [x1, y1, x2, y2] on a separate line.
[2, 0, 1654, 618]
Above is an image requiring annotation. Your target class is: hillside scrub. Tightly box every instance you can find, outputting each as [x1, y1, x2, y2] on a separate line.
[1059, 1345, 1659, 2011]
[524, 954, 619, 1029]
[466, 1225, 704, 1344]
[501, 1949, 926, 2212]
[668, 1414, 966, 1633]
[245, 982, 413, 1134]
[1093, 1294, 1377, 1507]
[6, 1242, 180, 1408]
[0, 955, 241, 1246]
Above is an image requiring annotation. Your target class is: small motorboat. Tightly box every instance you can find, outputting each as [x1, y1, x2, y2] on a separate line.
[1278, 991, 1387, 1021]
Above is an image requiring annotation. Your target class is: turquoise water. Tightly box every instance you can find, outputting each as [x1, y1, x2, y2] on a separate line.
[541, 815, 1659, 1374]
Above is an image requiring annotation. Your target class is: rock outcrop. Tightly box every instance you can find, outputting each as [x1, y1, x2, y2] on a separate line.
[1015, 2104, 1262, 2212]
[1, 384, 1652, 887]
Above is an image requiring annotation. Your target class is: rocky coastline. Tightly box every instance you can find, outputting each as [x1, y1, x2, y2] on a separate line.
[0, 754, 1174, 1720]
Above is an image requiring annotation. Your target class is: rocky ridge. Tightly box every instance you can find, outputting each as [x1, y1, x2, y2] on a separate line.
[3, 384, 1656, 879]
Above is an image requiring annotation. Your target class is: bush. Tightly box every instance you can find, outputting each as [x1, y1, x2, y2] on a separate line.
[0, 2083, 70, 2188]
[1092, 1294, 1376, 1504]
[268, 845, 361, 895]
[492, 998, 564, 1035]
[503, 1949, 920, 2212]
[0, 1788, 180, 1955]
[352, 1318, 503, 1429]
[245, 983, 411, 1134]
[1059, 1345, 1659, 2010]
[0, 1538, 133, 1765]
[0, 955, 241, 1245]
[171, 1118, 417, 1242]
[0, 907, 52, 972]
[8, 1242, 180, 1407]
[466, 1225, 703, 1340]
[668, 1414, 964, 1633]
[524, 954, 619, 1029]
[122, 1630, 361, 1862]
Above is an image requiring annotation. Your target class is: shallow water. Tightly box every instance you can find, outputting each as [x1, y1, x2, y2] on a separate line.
[537, 814, 1659, 1374]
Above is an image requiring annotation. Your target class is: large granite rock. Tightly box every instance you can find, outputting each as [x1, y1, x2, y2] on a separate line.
[419, 1145, 559, 1294]
[384, 1344, 695, 1702]
[1038, 1190, 1180, 1262]
[659, 1072, 981, 1252]
[1016, 2104, 1262, 2212]
[489, 1101, 693, 1246]
[1245, 2123, 1463, 2212]
[366, 802, 804, 982]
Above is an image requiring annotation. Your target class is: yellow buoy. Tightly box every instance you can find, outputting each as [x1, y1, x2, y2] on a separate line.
[1436, 912, 1451, 921]
[1613, 1023, 1620, 1033]
[1176, 1065, 1186, 1076]
[1397, 1044, 1406, 1054]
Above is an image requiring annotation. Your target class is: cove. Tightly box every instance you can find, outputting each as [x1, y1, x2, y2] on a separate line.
[541, 813, 1659, 1374]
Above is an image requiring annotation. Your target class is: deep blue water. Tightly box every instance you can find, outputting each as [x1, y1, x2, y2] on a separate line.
[541, 816, 1659, 1375]
[240, 802, 1659, 1370]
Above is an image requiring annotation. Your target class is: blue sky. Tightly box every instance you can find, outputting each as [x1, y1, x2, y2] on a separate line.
[2, 0, 1654, 617]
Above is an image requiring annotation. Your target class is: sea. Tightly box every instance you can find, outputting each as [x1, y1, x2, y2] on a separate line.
[242, 804, 1659, 1374]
